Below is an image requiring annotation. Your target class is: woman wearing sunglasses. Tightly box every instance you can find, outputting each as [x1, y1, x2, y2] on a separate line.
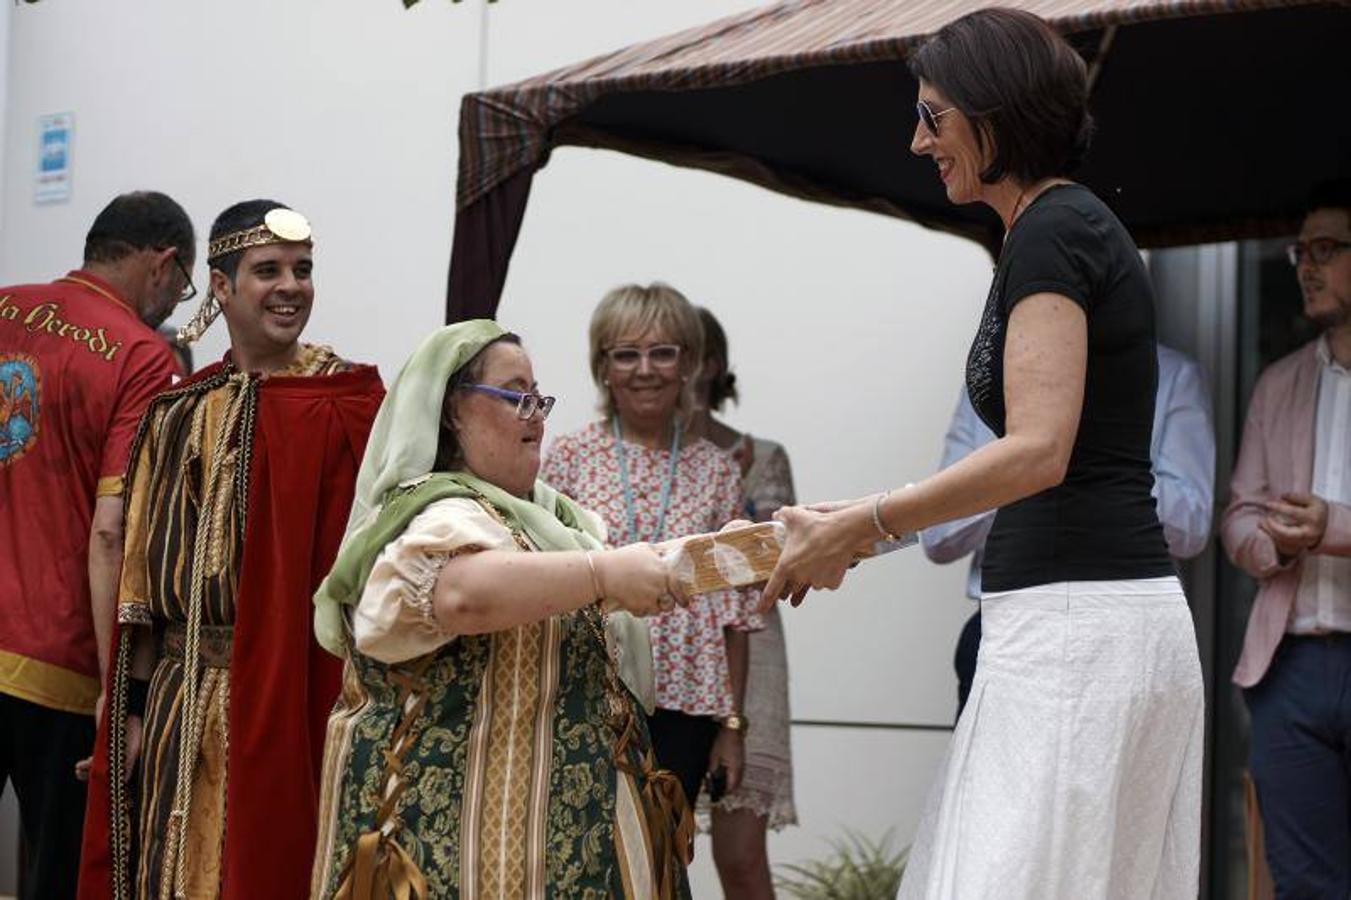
[763, 9, 1203, 899]
[311, 321, 694, 899]
[543, 283, 762, 817]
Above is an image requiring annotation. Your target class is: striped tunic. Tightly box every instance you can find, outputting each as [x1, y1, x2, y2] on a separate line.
[116, 344, 348, 900]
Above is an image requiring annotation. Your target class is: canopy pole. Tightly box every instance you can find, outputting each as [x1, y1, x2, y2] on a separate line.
[1087, 25, 1118, 93]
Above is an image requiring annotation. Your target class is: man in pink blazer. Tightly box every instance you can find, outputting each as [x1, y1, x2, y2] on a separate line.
[1222, 179, 1351, 897]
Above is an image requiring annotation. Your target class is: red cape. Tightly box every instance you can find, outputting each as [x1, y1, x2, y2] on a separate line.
[78, 362, 383, 900]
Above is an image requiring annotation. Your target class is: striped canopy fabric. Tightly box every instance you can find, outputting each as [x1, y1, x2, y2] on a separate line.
[447, 0, 1350, 321]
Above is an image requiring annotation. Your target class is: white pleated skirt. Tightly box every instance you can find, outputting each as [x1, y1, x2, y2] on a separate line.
[898, 577, 1204, 900]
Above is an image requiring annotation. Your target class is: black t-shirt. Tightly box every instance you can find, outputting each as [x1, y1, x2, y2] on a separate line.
[966, 184, 1173, 592]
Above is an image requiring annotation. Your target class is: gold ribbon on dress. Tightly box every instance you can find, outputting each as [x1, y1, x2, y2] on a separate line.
[612, 699, 694, 899]
[339, 830, 427, 900]
[335, 662, 432, 900]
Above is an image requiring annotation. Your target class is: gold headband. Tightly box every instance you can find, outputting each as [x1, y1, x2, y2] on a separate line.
[178, 208, 314, 345]
[206, 208, 313, 262]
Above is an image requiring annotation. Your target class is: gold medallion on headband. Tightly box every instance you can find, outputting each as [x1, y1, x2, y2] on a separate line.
[180, 208, 315, 344]
[262, 208, 311, 242]
[206, 207, 314, 262]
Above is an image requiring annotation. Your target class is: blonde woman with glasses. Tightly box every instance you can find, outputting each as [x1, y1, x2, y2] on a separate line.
[543, 283, 763, 816]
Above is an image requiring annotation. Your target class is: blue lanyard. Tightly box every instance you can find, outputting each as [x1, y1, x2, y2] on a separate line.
[612, 417, 682, 543]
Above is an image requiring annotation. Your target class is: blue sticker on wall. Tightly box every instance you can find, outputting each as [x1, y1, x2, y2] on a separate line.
[36, 113, 74, 205]
[40, 127, 68, 172]
[0, 354, 40, 465]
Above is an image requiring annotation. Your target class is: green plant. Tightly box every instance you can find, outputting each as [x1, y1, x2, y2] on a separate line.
[774, 828, 908, 900]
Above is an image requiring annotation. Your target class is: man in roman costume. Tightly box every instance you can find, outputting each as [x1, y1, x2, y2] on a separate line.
[78, 200, 384, 900]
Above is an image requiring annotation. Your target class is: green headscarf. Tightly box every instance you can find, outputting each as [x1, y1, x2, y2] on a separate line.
[313, 320, 654, 708]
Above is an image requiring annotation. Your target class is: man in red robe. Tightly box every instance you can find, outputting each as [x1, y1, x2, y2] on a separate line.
[78, 200, 384, 900]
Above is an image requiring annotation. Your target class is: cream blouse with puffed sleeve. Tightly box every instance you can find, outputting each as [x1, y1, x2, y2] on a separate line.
[352, 497, 518, 664]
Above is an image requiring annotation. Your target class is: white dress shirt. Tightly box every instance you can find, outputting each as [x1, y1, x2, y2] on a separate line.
[1289, 336, 1351, 634]
[922, 344, 1217, 599]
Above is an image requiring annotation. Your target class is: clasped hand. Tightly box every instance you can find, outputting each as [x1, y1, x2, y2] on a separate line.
[1260, 492, 1328, 560]
[598, 543, 691, 617]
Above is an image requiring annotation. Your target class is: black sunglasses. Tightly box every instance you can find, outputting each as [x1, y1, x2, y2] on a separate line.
[916, 99, 956, 137]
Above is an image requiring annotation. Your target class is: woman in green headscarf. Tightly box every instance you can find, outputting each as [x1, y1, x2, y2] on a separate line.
[310, 320, 693, 900]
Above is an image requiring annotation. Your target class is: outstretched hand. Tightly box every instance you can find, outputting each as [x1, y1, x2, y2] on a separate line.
[759, 504, 863, 612]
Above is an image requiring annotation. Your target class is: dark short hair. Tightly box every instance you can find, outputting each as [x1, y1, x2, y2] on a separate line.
[908, 8, 1093, 185]
[84, 191, 194, 266]
[1307, 178, 1351, 225]
[435, 333, 524, 472]
[696, 307, 738, 412]
[208, 198, 293, 282]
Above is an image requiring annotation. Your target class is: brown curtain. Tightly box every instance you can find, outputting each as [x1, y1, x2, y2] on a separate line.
[446, 168, 537, 323]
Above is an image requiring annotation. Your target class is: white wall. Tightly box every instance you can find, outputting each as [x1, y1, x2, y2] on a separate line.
[2, 2, 995, 896]
[0, 0, 9, 203]
[1, 0, 487, 378]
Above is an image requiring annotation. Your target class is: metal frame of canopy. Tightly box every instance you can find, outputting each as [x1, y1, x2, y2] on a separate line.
[444, 0, 1350, 323]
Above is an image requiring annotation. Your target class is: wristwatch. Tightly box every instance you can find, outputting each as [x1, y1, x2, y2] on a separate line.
[721, 713, 750, 735]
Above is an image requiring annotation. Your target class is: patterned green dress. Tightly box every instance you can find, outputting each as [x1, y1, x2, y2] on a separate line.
[311, 497, 691, 900]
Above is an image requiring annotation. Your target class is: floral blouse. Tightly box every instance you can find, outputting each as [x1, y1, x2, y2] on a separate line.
[542, 421, 762, 718]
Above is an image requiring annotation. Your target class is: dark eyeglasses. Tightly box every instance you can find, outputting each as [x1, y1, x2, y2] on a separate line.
[461, 384, 556, 420]
[1286, 238, 1351, 267]
[171, 252, 197, 304]
[604, 344, 682, 371]
[916, 99, 957, 137]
